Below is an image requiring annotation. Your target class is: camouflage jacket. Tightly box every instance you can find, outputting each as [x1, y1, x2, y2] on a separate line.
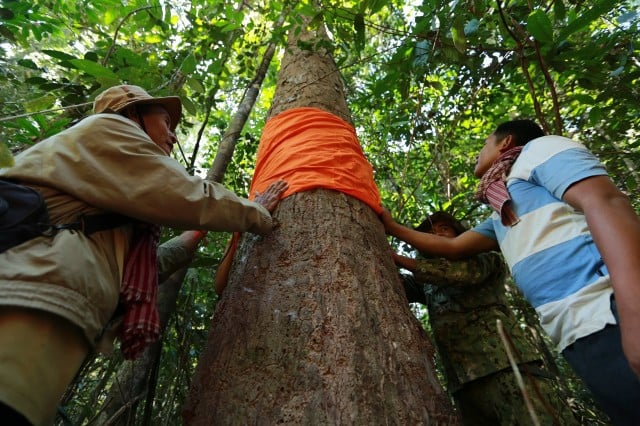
[403, 252, 542, 392]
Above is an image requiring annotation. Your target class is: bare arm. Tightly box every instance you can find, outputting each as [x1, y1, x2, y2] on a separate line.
[214, 240, 234, 295]
[175, 230, 208, 255]
[563, 175, 640, 377]
[157, 230, 207, 282]
[380, 208, 498, 259]
[393, 253, 417, 272]
[214, 180, 289, 295]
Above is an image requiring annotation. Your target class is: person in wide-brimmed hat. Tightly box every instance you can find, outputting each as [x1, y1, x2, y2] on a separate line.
[0, 84, 287, 425]
[93, 84, 182, 131]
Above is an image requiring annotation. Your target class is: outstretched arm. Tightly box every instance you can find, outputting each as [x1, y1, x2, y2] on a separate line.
[214, 180, 289, 295]
[564, 175, 640, 377]
[380, 208, 498, 259]
[157, 230, 208, 282]
[393, 253, 417, 272]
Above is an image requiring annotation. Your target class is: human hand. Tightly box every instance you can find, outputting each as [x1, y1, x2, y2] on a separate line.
[177, 230, 208, 255]
[620, 312, 640, 379]
[254, 179, 289, 213]
[624, 338, 640, 379]
[379, 207, 396, 234]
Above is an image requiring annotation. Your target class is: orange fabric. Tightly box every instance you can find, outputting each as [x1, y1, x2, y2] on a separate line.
[214, 232, 239, 295]
[249, 107, 382, 213]
[215, 107, 382, 293]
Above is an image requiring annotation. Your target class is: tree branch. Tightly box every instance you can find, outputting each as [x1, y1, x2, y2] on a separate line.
[102, 6, 156, 67]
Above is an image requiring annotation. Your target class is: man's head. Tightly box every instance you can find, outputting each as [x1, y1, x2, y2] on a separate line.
[93, 85, 182, 155]
[415, 211, 466, 239]
[474, 119, 545, 178]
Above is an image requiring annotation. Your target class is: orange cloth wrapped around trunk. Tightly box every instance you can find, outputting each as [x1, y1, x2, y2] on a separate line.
[249, 107, 382, 213]
[215, 107, 382, 294]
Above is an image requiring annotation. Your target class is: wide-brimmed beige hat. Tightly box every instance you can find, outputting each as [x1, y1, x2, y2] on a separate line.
[93, 85, 182, 131]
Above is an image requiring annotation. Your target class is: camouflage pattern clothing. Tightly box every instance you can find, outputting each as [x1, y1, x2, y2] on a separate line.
[403, 252, 579, 425]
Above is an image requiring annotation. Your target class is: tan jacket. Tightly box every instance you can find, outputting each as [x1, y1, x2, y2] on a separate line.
[0, 113, 272, 343]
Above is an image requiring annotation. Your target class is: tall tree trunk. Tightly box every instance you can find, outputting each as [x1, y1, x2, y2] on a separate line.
[184, 17, 459, 425]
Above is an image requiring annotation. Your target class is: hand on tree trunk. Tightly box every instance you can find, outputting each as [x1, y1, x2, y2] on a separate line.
[253, 179, 289, 212]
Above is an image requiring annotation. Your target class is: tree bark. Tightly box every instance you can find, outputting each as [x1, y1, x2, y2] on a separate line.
[184, 16, 459, 425]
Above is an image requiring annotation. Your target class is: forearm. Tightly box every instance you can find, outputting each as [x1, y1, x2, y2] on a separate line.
[585, 194, 640, 376]
[157, 230, 207, 282]
[50, 117, 273, 234]
[175, 230, 208, 255]
[386, 220, 496, 259]
[386, 221, 458, 259]
[393, 253, 417, 272]
[565, 176, 640, 377]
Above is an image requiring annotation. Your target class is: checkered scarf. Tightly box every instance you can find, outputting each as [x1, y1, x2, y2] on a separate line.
[119, 224, 162, 360]
[475, 146, 523, 227]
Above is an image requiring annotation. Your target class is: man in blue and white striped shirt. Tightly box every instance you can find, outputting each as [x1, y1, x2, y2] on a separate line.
[382, 120, 640, 425]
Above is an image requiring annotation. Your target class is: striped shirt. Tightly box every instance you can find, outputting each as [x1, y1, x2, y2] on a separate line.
[472, 135, 616, 351]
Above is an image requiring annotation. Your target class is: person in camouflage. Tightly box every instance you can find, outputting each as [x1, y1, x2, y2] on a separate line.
[393, 211, 578, 426]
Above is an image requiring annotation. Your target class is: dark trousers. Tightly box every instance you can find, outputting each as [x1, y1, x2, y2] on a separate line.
[562, 297, 640, 426]
[0, 401, 32, 426]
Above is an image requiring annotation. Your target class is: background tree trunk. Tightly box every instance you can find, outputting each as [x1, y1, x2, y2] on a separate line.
[184, 17, 459, 425]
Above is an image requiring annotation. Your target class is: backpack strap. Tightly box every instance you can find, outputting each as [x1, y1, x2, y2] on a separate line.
[48, 214, 132, 236]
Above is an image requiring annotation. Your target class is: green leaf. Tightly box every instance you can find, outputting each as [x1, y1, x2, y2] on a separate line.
[451, 19, 467, 54]
[69, 59, 118, 79]
[554, 0, 566, 21]
[589, 106, 602, 125]
[114, 47, 147, 68]
[0, 142, 14, 168]
[23, 94, 56, 113]
[187, 77, 205, 93]
[103, 9, 117, 26]
[0, 25, 16, 43]
[181, 54, 197, 75]
[15, 117, 40, 138]
[0, 7, 15, 20]
[442, 46, 462, 62]
[366, 0, 386, 15]
[527, 10, 554, 44]
[95, 75, 121, 87]
[558, 0, 616, 41]
[17, 58, 38, 69]
[143, 33, 163, 43]
[182, 96, 197, 116]
[413, 40, 430, 68]
[571, 94, 595, 104]
[24, 76, 48, 85]
[41, 49, 76, 61]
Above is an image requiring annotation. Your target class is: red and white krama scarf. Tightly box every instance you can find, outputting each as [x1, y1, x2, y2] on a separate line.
[475, 146, 523, 227]
[119, 224, 162, 360]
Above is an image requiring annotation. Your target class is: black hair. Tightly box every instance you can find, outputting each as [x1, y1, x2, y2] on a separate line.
[415, 211, 466, 236]
[494, 119, 545, 147]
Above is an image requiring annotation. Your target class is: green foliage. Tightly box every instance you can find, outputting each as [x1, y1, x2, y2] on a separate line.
[0, 0, 637, 423]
